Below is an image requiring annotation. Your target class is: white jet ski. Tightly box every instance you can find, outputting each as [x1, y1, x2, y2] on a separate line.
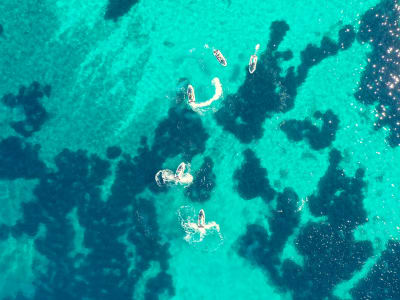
[175, 162, 186, 179]
[213, 49, 227, 66]
[198, 209, 206, 228]
[249, 55, 258, 74]
[248, 44, 260, 74]
[187, 84, 195, 103]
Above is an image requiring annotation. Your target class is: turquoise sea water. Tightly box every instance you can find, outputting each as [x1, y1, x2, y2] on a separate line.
[1, 0, 400, 299]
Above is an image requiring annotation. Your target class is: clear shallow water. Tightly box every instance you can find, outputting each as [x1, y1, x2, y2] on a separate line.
[0, 0, 400, 299]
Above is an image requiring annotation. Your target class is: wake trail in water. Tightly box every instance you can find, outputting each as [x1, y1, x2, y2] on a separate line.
[155, 162, 193, 187]
[177, 206, 223, 252]
[187, 78, 223, 113]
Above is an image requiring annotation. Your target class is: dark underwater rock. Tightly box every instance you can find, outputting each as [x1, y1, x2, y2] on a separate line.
[105, 0, 139, 21]
[0, 136, 46, 180]
[355, 0, 400, 146]
[234, 149, 275, 202]
[215, 20, 355, 143]
[351, 240, 400, 300]
[281, 110, 339, 150]
[106, 146, 122, 159]
[1, 81, 50, 137]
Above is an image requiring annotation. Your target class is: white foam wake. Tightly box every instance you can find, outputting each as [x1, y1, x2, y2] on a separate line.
[188, 78, 223, 112]
[177, 206, 223, 252]
[155, 162, 193, 187]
